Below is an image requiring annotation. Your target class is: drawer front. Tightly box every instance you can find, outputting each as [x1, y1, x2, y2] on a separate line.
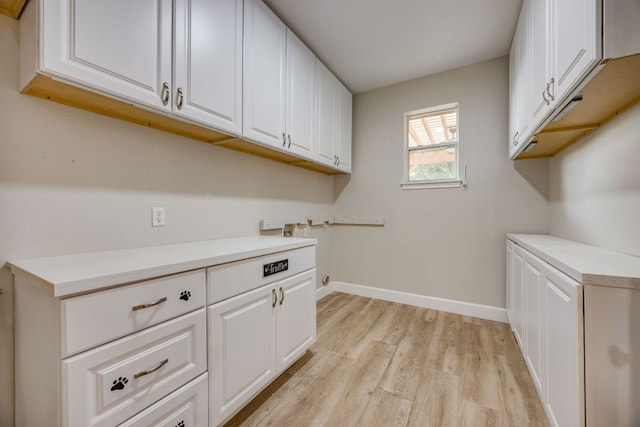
[118, 373, 208, 427]
[207, 245, 315, 304]
[61, 269, 206, 357]
[62, 309, 207, 427]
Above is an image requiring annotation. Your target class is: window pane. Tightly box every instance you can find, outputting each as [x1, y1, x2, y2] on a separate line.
[407, 108, 457, 147]
[409, 147, 456, 181]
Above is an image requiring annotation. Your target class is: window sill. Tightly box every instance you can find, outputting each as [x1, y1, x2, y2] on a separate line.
[400, 180, 466, 190]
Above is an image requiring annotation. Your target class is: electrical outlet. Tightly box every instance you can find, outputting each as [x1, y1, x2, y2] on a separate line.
[152, 207, 165, 227]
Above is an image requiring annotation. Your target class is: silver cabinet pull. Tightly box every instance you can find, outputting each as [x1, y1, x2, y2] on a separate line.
[279, 287, 284, 305]
[287, 134, 291, 149]
[542, 86, 549, 105]
[134, 358, 168, 379]
[513, 131, 519, 146]
[161, 82, 170, 106]
[282, 133, 286, 147]
[272, 289, 277, 307]
[336, 156, 340, 166]
[176, 87, 184, 110]
[547, 78, 555, 101]
[132, 296, 167, 311]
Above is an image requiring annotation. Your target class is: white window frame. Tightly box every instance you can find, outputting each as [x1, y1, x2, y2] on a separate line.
[401, 102, 466, 190]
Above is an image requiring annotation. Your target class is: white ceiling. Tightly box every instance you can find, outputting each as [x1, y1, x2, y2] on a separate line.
[264, 0, 523, 94]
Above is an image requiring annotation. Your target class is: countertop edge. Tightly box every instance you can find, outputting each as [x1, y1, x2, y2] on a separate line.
[507, 234, 640, 289]
[8, 237, 318, 297]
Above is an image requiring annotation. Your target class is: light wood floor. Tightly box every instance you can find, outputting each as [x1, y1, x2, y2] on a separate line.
[225, 292, 549, 427]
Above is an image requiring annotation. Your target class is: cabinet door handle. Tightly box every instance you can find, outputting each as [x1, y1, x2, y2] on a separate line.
[134, 358, 169, 379]
[513, 131, 519, 146]
[132, 296, 167, 311]
[282, 133, 286, 147]
[279, 287, 284, 305]
[547, 78, 555, 101]
[161, 82, 170, 106]
[287, 134, 291, 149]
[542, 86, 549, 105]
[272, 289, 277, 307]
[176, 87, 184, 110]
[336, 156, 340, 166]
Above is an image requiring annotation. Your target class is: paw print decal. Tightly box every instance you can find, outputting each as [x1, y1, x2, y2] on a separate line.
[179, 291, 191, 301]
[175, 421, 185, 427]
[110, 377, 128, 391]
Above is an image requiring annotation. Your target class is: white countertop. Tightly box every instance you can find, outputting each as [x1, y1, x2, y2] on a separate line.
[508, 234, 640, 290]
[8, 236, 316, 297]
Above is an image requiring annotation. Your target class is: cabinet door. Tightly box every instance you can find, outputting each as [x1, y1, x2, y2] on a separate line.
[276, 269, 316, 372]
[511, 245, 525, 350]
[550, 0, 600, 103]
[285, 30, 315, 160]
[508, 1, 532, 158]
[336, 81, 352, 173]
[208, 284, 277, 426]
[531, 0, 554, 129]
[173, 0, 243, 135]
[508, 34, 519, 157]
[524, 253, 544, 394]
[42, 0, 172, 111]
[315, 59, 337, 167]
[543, 266, 584, 427]
[243, 0, 287, 148]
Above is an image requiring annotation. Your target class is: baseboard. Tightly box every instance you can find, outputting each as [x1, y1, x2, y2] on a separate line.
[331, 281, 508, 323]
[315, 284, 334, 301]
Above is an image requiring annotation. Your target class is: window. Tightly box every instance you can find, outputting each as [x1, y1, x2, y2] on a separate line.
[402, 102, 464, 189]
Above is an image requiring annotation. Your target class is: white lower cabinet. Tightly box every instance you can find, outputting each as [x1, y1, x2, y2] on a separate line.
[542, 266, 584, 427]
[507, 238, 584, 427]
[523, 252, 544, 393]
[209, 269, 316, 426]
[63, 310, 206, 427]
[509, 243, 525, 349]
[11, 237, 317, 427]
[118, 373, 209, 427]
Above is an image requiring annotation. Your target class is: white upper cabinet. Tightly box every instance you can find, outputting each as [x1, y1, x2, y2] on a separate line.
[530, 0, 553, 130]
[31, 0, 243, 135]
[22, 0, 353, 174]
[243, 1, 316, 159]
[314, 59, 352, 172]
[243, 0, 287, 148]
[549, 0, 600, 103]
[285, 30, 316, 160]
[336, 80, 353, 173]
[40, 0, 173, 111]
[173, 0, 243, 135]
[508, 1, 532, 157]
[315, 59, 338, 168]
[509, 0, 600, 158]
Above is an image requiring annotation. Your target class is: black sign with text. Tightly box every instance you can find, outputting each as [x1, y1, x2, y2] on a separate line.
[263, 259, 289, 277]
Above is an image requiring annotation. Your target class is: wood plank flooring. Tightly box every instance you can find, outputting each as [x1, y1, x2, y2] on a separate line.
[225, 292, 549, 427]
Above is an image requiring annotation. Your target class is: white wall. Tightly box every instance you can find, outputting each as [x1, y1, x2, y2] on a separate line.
[0, 15, 335, 424]
[332, 57, 550, 308]
[550, 101, 640, 257]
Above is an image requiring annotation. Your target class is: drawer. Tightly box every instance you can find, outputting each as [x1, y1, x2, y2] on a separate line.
[60, 269, 206, 357]
[62, 309, 207, 427]
[208, 245, 315, 304]
[118, 373, 208, 427]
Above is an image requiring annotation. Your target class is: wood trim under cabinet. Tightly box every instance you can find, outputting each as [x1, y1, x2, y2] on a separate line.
[0, 0, 26, 18]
